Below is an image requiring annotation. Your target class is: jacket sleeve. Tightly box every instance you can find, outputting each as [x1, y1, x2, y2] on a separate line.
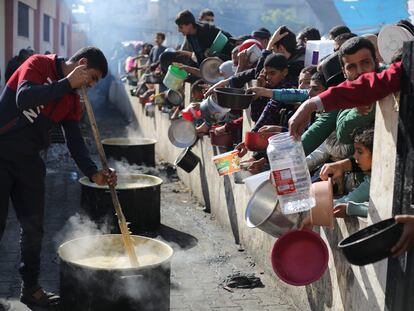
[320, 61, 402, 112]
[272, 89, 309, 102]
[334, 176, 370, 205]
[61, 120, 98, 178]
[229, 68, 256, 88]
[16, 56, 72, 111]
[336, 107, 375, 144]
[301, 109, 339, 156]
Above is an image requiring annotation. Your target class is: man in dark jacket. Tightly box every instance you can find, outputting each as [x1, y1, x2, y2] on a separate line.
[175, 10, 235, 66]
[4, 48, 33, 83]
[0, 46, 117, 309]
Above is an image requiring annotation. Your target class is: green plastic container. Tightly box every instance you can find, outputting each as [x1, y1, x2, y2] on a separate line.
[163, 65, 188, 90]
[208, 31, 228, 56]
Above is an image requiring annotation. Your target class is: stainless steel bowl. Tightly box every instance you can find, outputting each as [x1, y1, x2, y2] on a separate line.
[168, 119, 197, 148]
[245, 180, 302, 237]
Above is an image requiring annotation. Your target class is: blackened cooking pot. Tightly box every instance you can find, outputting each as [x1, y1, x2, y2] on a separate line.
[59, 234, 173, 311]
[102, 138, 157, 167]
[215, 87, 255, 110]
[79, 174, 163, 233]
[338, 218, 403, 266]
[174, 147, 199, 173]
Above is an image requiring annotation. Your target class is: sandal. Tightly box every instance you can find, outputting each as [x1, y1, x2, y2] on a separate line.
[20, 285, 60, 309]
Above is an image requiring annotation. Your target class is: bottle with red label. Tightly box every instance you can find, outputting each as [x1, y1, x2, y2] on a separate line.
[267, 132, 315, 214]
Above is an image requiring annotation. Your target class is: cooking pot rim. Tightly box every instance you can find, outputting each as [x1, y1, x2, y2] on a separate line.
[245, 180, 279, 227]
[101, 138, 157, 145]
[78, 174, 163, 189]
[215, 87, 255, 97]
[338, 218, 400, 248]
[58, 234, 174, 271]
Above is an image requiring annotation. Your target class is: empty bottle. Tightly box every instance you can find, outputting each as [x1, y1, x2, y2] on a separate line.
[267, 133, 315, 214]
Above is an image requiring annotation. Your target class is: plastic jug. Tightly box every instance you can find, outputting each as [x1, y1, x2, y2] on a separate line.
[267, 133, 315, 214]
[163, 65, 188, 90]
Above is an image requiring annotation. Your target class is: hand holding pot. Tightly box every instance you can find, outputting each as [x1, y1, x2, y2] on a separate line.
[333, 204, 347, 218]
[319, 162, 345, 183]
[247, 87, 272, 99]
[235, 142, 248, 158]
[91, 168, 117, 187]
[205, 79, 229, 97]
[248, 158, 267, 174]
[258, 125, 284, 133]
[213, 125, 227, 136]
[392, 215, 414, 257]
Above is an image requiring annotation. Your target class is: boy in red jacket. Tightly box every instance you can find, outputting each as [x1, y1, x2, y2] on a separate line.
[0, 47, 117, 309]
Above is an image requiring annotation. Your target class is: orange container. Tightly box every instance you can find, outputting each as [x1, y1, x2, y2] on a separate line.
[212, 150, 240, 176]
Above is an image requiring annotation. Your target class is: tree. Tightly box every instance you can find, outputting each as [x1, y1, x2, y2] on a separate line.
[261, 8, 307, 34]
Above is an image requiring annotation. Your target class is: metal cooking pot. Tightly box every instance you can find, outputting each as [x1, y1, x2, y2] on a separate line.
[200, 57, 224, 84]
[79, 174, 163, 233]
[59, 234, 173, 311]
[166, 89, 184, 106]
[174, 147, 199, 173]
[102, 138, 157, 167]
[245, 180, 302, 237]
[168, 119, 197, 148]
[338, 218, 403, 266]
[215, 87, 255, 110]
[200, 95, 230, 123]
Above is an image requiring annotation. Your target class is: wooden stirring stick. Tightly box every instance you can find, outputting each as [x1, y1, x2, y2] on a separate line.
[81, 86, 139, 267]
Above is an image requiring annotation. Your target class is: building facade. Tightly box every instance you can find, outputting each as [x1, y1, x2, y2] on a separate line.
[0, 0, 72, 88]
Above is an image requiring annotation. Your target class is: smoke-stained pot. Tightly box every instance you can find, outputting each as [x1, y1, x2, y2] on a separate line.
[101, 138, 157, 167]
[79, 174, 163, 233]
[58, 234, 173, 311]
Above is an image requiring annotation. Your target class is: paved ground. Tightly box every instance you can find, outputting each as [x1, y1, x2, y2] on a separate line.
[0, 104, 297, 311]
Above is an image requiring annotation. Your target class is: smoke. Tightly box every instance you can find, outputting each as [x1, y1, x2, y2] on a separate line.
[109, 159, 178, 183]
[125, 123, 143, 139]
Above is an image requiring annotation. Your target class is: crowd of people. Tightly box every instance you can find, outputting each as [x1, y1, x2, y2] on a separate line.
[124, 9, 414, 263]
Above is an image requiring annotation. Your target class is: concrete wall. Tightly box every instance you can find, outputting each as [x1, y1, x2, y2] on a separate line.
[117, 81, 394, 311]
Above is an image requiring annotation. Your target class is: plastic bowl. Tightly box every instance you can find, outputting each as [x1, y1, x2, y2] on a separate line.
[208, 31, 229, 56]
[271, 229, 329, 286]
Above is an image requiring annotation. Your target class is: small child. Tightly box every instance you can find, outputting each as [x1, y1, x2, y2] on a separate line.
[319, 127, 374, 218]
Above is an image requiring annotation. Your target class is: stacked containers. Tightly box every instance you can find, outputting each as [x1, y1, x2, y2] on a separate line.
[267, 133, 315, 214]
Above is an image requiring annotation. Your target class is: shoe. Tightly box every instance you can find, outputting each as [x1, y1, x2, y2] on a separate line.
[20, 285, 59, 309]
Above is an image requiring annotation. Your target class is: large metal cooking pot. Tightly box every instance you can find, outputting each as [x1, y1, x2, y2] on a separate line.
[245, 180, 302, 237]
[215, 87, 255, 110]
[59, 234, 173, 311]
[102, 138, 157, 167]
[79, 174, 163, 233]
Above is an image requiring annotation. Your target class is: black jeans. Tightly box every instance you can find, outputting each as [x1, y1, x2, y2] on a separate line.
[0, 155, 45, 288]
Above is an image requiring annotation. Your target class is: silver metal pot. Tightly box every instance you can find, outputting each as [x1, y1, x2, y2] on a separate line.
[245, 180, 302, 237]
[168, 119, 197, 148]
[166, 89, 183, 106]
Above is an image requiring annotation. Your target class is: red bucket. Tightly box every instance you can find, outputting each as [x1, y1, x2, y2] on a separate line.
[271, 229, 328, 286]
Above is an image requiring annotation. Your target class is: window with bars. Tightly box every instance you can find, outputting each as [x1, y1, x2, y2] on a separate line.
[60, 22, 65, 46]
[18, 1, 29, 38]
[43, 14, 50, 42]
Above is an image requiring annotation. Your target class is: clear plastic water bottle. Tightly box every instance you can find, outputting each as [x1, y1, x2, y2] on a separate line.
[267, 133, 315, 214]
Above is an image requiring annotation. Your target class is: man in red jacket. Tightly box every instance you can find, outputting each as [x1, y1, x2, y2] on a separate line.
[0, 46, 117, 309]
